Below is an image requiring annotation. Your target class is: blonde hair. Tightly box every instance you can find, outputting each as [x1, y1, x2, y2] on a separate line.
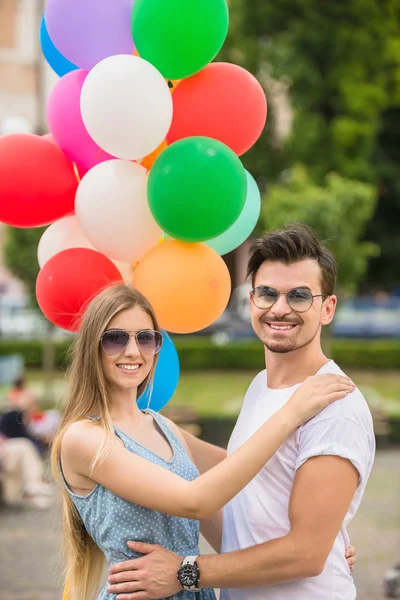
[51, 284, 161, 600]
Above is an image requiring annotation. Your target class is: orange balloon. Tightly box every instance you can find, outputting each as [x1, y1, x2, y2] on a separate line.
[139, 138, 168, 171]
[133, 240, 231, 333]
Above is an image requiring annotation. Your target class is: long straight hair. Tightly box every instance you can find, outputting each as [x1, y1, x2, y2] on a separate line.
[51, 284, 161, 600]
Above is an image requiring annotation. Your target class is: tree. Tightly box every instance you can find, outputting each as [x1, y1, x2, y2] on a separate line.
[3, 226, 45, 305]
[260, 165, 379, 295]
[4, 226, 55, 401]
[220, 0, 400, 290]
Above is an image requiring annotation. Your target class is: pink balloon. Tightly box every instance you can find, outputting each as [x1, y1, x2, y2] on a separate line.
[47, 69, 115, 175]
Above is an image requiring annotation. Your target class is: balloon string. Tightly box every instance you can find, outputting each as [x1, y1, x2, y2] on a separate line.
[73, 163, 81, 183]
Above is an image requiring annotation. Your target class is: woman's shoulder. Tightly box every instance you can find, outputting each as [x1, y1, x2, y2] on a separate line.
[61, 419, 104, 459]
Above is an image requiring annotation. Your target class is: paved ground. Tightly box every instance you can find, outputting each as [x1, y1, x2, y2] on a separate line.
[0, 449, 399, 600]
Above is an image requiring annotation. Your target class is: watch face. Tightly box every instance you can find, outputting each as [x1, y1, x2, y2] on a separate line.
[179, 564, 198, 586]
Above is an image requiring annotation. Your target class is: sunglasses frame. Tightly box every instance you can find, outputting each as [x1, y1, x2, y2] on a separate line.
[250, 286, 329, 313]
[100, 328, 163, 355]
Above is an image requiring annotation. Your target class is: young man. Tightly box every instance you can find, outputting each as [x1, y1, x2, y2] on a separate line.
[107, 224, 375, 599]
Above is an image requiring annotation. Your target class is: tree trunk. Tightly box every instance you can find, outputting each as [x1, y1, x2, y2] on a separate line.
[42, 322, 55, 406]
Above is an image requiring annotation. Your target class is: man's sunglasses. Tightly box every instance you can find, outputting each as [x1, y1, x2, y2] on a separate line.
[250, 286, 329, 313]
[100, 329, 163, 355]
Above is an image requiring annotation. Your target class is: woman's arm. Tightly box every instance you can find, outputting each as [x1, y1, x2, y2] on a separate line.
[62, 374, 353, 521]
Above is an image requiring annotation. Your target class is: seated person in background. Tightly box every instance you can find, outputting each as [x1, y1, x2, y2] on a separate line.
[7, 375, 61, 452]
[0, 413, 54, 508]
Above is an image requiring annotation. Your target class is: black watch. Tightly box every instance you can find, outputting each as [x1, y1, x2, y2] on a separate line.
[177, 556, 200, 592]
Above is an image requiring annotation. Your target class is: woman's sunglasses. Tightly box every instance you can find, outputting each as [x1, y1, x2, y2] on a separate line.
[100, 329, 163, 355]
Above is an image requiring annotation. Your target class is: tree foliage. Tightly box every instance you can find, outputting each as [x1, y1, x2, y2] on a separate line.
[3, 226, 45, 305]
[221, 0, 400, 290]
[261, 166, 379, 294]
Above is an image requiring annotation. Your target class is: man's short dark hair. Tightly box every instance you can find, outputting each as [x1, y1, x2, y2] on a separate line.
[247, 224, 337, 295]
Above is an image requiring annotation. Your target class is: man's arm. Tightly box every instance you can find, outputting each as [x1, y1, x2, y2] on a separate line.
[165, 421, 226, 552]
[198, 455, 358, 588]
[179, 426, 227, 472]
[107, 455, 358, 598]
[200, 510, 223, 553]
[175, 425, 226, 551]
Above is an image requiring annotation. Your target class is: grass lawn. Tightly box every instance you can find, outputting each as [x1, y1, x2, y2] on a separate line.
[1, 368, 399, 418]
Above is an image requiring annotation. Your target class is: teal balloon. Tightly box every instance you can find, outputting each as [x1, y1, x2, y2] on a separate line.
[148, 137, 247, 242]
[206, 171, 261, 255]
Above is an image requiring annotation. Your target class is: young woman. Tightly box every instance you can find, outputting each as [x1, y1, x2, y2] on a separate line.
[52, 284, 356, 600]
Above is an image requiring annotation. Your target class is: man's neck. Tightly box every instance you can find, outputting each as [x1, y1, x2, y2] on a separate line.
[265, 343, 330, 389]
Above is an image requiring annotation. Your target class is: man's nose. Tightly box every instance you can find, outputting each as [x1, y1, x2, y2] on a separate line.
[270, 293, 292, 317]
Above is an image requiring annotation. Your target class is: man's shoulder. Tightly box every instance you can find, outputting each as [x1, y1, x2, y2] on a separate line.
[245, 369, 267, 398]
[307, 361, 374, 436]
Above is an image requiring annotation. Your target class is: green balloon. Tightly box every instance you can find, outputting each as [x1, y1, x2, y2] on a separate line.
[131, 0, 229, 80]
[206, 171, 261, 255]
[148, 137, 247, 242]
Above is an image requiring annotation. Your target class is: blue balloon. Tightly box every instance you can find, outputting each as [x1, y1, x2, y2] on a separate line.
[137, 331, 180, 412]
[40, 15, 78, 77]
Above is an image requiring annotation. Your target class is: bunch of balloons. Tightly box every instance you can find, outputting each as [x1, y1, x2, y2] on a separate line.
[0, 0, 267, 411]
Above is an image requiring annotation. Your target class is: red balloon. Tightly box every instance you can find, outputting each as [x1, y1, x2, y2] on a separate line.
[36, 248, 123, 331]
[0, 134, 78, 227]
[42, 133, 83, 182]
[167, 63, 267, 156]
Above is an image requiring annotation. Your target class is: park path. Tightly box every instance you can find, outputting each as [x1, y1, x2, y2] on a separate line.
[0, 449, 398, 599]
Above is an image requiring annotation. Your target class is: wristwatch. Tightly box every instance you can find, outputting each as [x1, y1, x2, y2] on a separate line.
[177, 555, 200, 592]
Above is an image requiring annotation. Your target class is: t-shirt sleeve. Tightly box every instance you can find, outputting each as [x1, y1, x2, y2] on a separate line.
[295, 417, 372, 485]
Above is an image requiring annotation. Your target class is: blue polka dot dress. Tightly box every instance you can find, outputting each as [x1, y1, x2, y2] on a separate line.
[60, 410, 216, 600]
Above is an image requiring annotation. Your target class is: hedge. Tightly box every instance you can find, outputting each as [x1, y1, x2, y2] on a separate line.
[0, 339, 71, 370]
[1, 337, 400, 370]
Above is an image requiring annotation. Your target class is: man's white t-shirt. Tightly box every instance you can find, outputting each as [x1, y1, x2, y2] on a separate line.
[220, 360, 375, 600]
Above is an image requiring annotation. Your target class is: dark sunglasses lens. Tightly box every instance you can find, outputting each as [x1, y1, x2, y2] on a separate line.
[253, 287, 278, 309]
[287, 289, 313, 311]
[136, 330, 163, 354]
[101, 330, 130, 354]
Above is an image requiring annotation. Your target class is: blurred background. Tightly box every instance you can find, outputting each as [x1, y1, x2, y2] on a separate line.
[0, 0, 400, 599]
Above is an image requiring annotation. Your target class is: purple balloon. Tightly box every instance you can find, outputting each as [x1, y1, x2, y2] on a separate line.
[45, 0, 135, 72]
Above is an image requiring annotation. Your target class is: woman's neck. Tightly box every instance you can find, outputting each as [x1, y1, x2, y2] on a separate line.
[108, 386, 144, 424]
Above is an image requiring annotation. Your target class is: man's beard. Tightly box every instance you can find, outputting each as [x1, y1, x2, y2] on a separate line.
[263, 323, 321, 354]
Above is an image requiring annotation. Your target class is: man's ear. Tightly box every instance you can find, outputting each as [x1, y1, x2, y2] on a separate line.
[321, 295, 337, 326]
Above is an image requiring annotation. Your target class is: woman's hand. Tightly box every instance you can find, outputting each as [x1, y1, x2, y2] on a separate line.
[284, 374, 356, 428]
[346, 544, 356, 573]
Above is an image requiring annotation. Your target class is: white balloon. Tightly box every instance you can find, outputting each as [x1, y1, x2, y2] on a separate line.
[80, 54, 173, 160]
[38, 215, 93, 267]
[37, 215, 133, 281]
[75, 160, 163, 263]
